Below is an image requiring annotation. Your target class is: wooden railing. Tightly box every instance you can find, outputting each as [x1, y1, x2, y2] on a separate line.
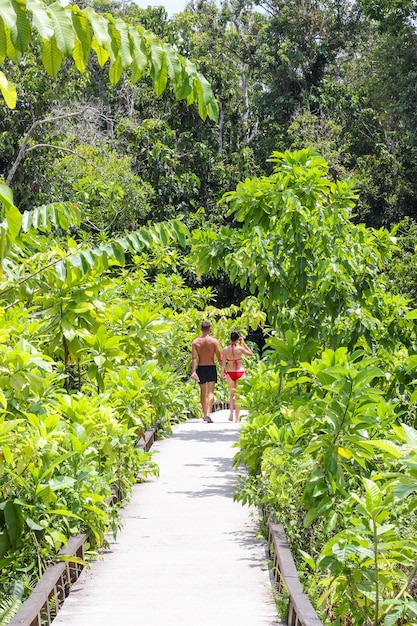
[212, 401, 230, 412]
[8, 424, 324, 626]
[136, 427, 157, 452]
[267, 519, 323, 626]
[9, 427, 158, 626]
[8, 533, 88, 626]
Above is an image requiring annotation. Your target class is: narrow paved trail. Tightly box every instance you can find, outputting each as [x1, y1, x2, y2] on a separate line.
[53, 411, 283, 626]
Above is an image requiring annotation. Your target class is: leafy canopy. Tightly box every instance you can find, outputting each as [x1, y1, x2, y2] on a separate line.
[190, 148, 408, 351]
[0, 0, 218, 120]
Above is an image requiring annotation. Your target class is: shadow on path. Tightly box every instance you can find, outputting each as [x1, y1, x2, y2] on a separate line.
[171, 427, 239, 444]
[51, 412, 282, 626]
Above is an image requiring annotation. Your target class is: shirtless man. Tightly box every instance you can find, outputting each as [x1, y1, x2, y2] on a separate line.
[191, 321, 222, 423]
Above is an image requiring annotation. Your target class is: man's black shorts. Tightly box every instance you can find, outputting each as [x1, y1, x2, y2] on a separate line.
[196, 365, 217, 384]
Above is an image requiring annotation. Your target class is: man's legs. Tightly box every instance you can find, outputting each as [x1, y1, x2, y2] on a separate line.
[206, 381, 216, 416]
[200, 383, 208, 417]
[199, 380, 215, 423]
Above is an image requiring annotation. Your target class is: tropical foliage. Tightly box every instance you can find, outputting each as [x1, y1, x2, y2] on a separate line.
[0, 0, 218, 120]
[0, 193, 250, 605]
[191, 149, 417, 624]
[2, 0, 417, 622]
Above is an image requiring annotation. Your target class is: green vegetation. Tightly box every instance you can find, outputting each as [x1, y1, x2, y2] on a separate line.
[195, 149, 417, 625]
[2, 0, 417, 623]
[0, 199, 250, 608]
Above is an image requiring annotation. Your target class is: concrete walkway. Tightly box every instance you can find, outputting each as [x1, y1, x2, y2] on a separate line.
[53, 411, 282, 626]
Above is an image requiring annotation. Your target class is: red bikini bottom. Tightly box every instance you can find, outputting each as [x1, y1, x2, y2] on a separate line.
[227, 371, 245, 382]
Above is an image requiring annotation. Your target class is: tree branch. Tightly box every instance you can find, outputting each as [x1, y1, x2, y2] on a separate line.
[25, 144, 89, 161]
[0, 253, 71, 298]
[6, 107, 89, 186]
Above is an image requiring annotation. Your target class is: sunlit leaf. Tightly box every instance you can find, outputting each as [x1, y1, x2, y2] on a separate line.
[41, 35, 63, 77]
[48, 1, 74, 56]
[0, 69, 16, 108]
[26, 0, 53, 39]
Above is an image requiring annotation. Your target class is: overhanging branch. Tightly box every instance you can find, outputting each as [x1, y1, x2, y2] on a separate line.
[6, 107, 89, 186]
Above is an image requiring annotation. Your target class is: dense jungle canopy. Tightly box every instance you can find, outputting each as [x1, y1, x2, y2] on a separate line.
[1, 0, 417, 236]
[3, 1, 417, 624]
[1, 0, 417, 302]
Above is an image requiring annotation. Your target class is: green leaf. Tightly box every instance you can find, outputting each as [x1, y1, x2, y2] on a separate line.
[148, 34, 162, 74]
[26, 0, 53, 39]
[4, 500, 23, 549]
[304, 501, 331, 527]
[115, 17, 131, 68]
[41, 35, 63, 77]
[0, 0, 17, 30]
[36, 484, 56, 504]
[110, 242, 125, 265]
[0, 69, 16, 108]
[48, 2, 74, 56]
[71, 301, 93, 313]
[106, 19, 118, 65]
[0, 531, 10, 558]
[49, 476, 76, 490]
[55, 554, 86, 566]
[91, 36, 108, 67]
[55, 259, 67, 282]
[5, 201, 22, 242]
[68, 252, 88, 275]
[0, 19, 7, 63]
[363, 477, 381, 512]
[196, 72, 218, 121]
[401, 423, 417, 447]
[394, 482, 417, 499]
[109, 54, 123, 85]
[25, 517, 45, 531]
[354, 365, 384, 387]
[47, 508, 82, 520]
[298, 549, 316, 570]
[0, 225, 8, 273]
[129, 28, 147, 81]
[171, 219, 190, 247]
[384, 608, 406, 626]
[81, 249, 96, 268]
[165, 44, 182, 81]
[85, 8, 109, 48]
[5, 22, 21, 61]
[155, 57, 168, 96]
[406, 601, 417, 617]
[332, 542, 357, 562]
[367, 439, 402, 459]
[0, 182, 14, 210]
[70, 9, 90, 72]
[0, 390, 7, 408]
[9, 372, 25, 391]
[10, 0, 30, 53]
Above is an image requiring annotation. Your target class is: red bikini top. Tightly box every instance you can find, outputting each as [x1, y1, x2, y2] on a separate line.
[226, 343, 240, 368]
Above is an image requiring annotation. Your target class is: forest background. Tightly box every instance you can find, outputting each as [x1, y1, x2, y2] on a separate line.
[3, 0, 417, 624]
[3, 0, 417, 301]
[4, 0, 417, 250]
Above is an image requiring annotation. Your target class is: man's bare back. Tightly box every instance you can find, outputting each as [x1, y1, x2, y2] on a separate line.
[192, 335, 221, 366]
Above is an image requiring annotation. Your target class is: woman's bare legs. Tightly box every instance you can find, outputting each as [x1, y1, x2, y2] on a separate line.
[235, 400, 241, 422]
[226, 376, 238, 421]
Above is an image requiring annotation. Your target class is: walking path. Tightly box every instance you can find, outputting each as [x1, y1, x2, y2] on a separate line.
[53, 410, 283, 626]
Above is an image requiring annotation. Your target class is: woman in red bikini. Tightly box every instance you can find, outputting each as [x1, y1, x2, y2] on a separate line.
[221, 331, 253, 422]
